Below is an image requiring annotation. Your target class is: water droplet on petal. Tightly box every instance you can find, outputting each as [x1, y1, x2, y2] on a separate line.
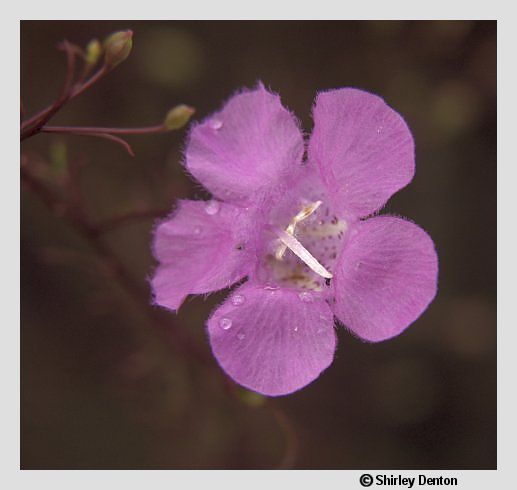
[219, 318, 232, 330]
[264, 285, 280, 296]
[237, 333, 246, 340]
[208, 118, 223, 130]
[376, 125, 383, 134]
[319, 314, 327, 321]
[298, 291, 313, 303]
[193, 226, 201, 235]
[205, 200, 220, 215]
[293, 326, 299, 332]
[231, 294, 245, 306]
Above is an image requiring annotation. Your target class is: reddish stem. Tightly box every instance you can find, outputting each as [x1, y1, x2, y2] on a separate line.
[269, 402, 299, 469]
[41, 123, 166, 136]
[74, 132, 135, 156]
[21, 159, 299, 468]
[20, 164, 209, 366]
[20, 41, 78, 139]
[20, 62, 111, 139]
[69, 64, 109, 99]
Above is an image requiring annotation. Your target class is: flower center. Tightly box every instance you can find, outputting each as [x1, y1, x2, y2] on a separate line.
[264, 200, 348, 290]
[274, 200, 323, 261]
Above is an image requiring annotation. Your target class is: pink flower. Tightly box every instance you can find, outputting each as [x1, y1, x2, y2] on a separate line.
[151, 83, 438, 396]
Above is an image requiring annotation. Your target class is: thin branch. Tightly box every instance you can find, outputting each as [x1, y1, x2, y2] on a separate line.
[20, 58, 111, 138]
[20, 42, 77, 140]
[21, 164, 210, 367]
[38, 130, 135, 156]
[65, 155, 87, 209]
[58, 40, 80, 95]
[41, 123, 167, 136]
[22, 158, 301, 466]
[269, 402, 299, 469]
[75, 132, 135, 156]
[69, 64, 110, 99]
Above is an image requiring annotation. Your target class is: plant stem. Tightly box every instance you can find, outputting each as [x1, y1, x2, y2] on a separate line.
[20, 164, 209, 366]
[269, 402, 299, 469]
[41, 124, 166, 136]
[20, 63, 111, 140]
[21, 162, 299, 469]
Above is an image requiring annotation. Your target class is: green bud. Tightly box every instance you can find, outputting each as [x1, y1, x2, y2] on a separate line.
[238, 389, 265, 407]
[164, 104, 195, 130]
[49, 140, 68, 175]
[85, 39, 102, 66]
[103, 30, 133, 67]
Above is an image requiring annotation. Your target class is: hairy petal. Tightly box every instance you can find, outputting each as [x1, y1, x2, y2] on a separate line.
[151, 200, 250, 311]
[333, 217, 438, 342]
[185, 83, 304, 204]
[309, 88, 415, 219]
[207, 283, 337, 396]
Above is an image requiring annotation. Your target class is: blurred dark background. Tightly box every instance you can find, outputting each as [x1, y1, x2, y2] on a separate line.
[20, 21, 496, 469]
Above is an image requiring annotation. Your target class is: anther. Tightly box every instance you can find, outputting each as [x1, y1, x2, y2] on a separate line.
[268, 225, 333, 279]
[275, 201, 322, 260]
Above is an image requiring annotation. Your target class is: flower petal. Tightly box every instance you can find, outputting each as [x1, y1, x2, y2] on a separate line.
[309, 88, 415, 219]
[151, 200, 250, 311]
[185, 83, 304, 204]
[207, 283, 337, 396]
[332, 217, 438, 342]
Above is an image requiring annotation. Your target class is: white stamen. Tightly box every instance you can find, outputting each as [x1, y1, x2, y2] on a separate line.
[292, 200, 322, 223]
[268, 225, 333, 279]
[275, 200, 322, 260]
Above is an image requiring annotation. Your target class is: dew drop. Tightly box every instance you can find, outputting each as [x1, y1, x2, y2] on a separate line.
[193, 226, 201, 235]
[298, 291, 313, 303]
[209, 118, 223, 130]
[376, 125, 383, 134]
[293, 325, 299, 332]
[231, 294, 245, 306]
[237, 333, 246, 340]
[204, 200, 220, 215]
[219, 318, 232, 330]
[264, 285, 279, 296]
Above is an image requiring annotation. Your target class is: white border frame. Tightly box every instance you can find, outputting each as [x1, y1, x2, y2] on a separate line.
[5, 3, 512, 488]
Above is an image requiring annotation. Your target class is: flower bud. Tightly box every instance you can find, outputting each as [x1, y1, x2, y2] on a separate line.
[85, 39, 102, 66]
[103, 30, 133, 67]
[238, 389, 265, 407]
[49, 140, 68, 175]
[164, 104, 195, 130]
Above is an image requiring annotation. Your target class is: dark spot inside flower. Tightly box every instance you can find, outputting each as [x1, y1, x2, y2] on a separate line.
[325, 278, 331, 286]
[236, 244, 244, 250]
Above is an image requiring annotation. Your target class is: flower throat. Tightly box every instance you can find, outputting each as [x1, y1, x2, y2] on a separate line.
[266, 200, 347, 291]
